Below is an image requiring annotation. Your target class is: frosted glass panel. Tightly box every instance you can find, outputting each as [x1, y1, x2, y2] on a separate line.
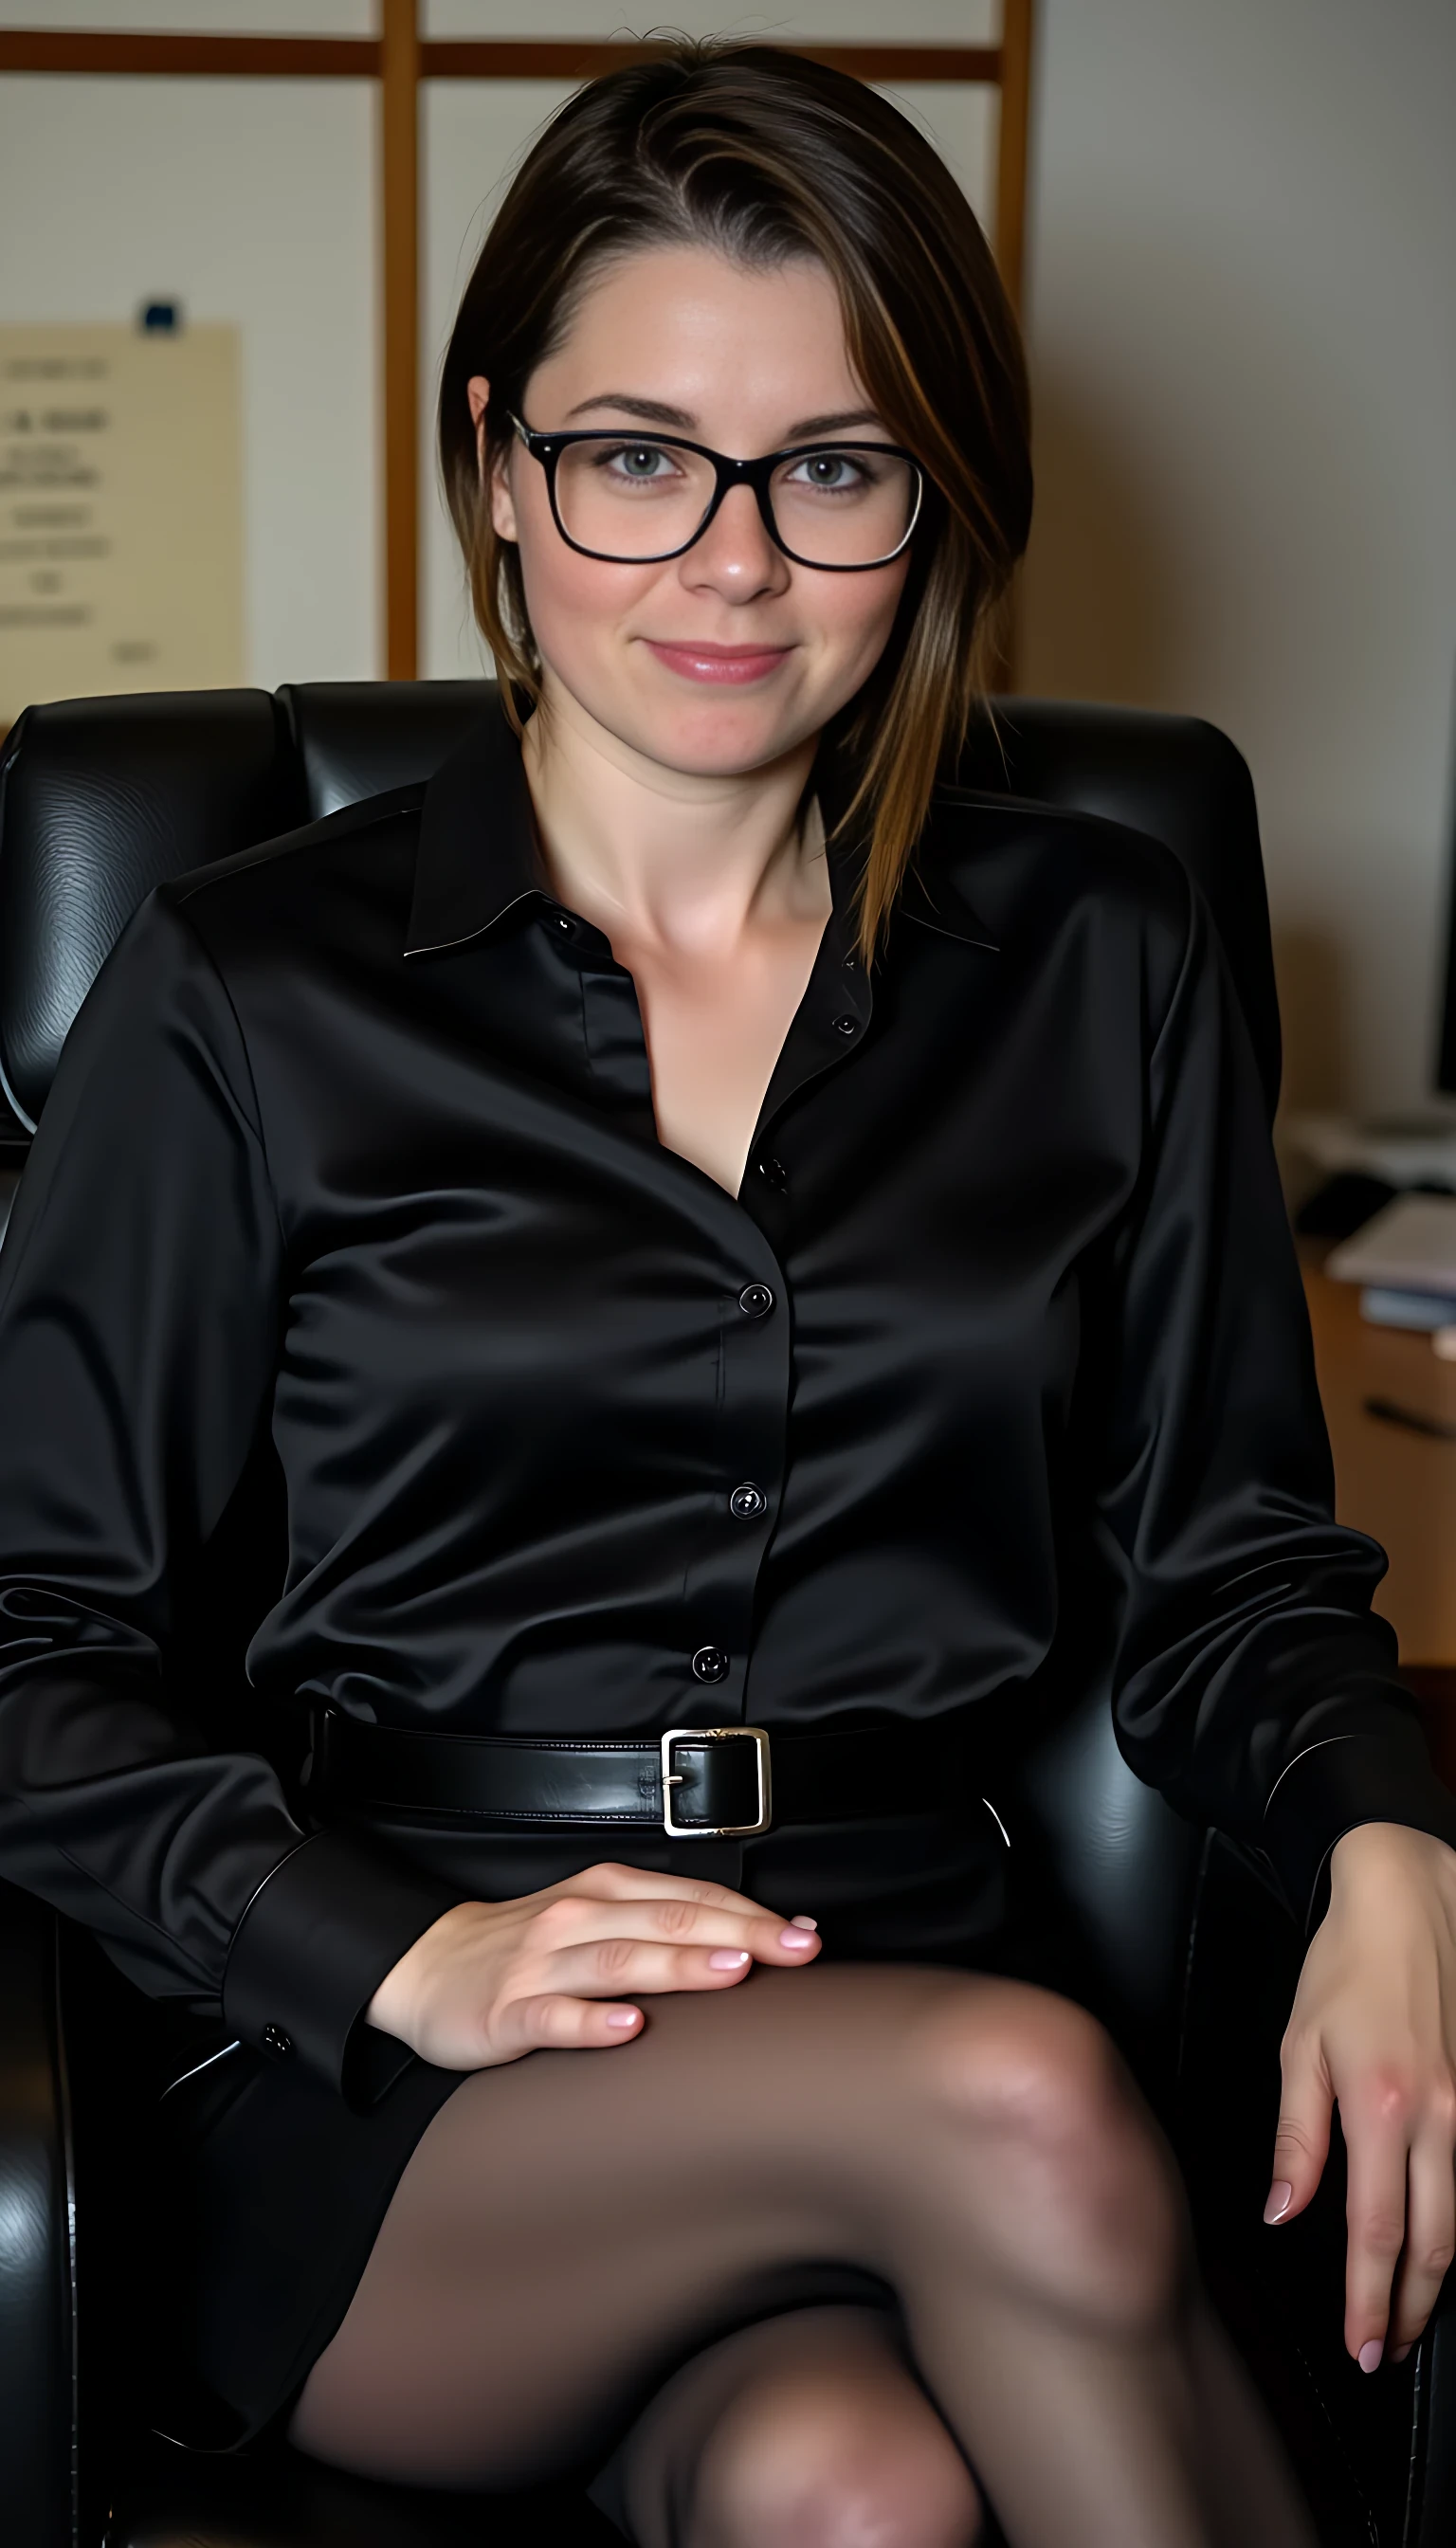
[0, 2, 373, 29]
[426, 1, 999, 40]
[0, 76, 378, 690]
[880, 82, 995, 230]
[422, 78, 574, 682]
[422, 69, 998, 678]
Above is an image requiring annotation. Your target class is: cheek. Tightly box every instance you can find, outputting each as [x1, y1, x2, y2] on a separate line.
[816, 556, 913, 683]
[504, 471, 643, 656]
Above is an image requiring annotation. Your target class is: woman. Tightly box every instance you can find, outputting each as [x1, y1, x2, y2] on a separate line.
[2, 42, 1455, 2548]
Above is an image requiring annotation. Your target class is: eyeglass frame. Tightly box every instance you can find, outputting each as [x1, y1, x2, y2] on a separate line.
[506, 411, 925, 573]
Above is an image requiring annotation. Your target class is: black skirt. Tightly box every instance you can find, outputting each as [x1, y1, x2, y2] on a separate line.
[141, 1800, 1082, 2454]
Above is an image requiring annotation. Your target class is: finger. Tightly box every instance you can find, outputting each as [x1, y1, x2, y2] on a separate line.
[525, 1890, 821, 1965]
[1341, 2076, 1417, 2369]
[536, 1935, 808, 2002]
[1267, 2025, 1335, 2229]
[1388, 2124, 1456, 2357]
[577, 1860, 802, 1921]
[494, 1992, 646, 2060]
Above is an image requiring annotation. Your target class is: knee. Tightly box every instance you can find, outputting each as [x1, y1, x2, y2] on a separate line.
[698, 2369, 981, 2548]
[907, 1983, 1188, 2328]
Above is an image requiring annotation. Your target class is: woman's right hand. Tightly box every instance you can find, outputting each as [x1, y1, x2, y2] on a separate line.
[365, 1861, 822, 2070]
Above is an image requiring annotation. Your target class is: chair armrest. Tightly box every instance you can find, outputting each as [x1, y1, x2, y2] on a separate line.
[0, 1877, 78, 2548]
[1177, 1829, 1456, 2547]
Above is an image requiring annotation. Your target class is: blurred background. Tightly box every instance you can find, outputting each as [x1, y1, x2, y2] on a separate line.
[2, 0, 1453, 1137]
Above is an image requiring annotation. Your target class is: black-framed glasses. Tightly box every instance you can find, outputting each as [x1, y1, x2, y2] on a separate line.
[508, 413, 924, 572]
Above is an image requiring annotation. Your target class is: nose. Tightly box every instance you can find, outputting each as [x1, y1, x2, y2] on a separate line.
[680, 481, 791, 604]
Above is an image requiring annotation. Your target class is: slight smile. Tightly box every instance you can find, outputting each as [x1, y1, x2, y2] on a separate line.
[643, 640, 793, 684]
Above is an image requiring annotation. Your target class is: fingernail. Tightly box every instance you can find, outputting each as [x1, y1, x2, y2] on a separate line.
[789, 1915, 818, 1930]
[779, 1926, 815, 1950]
[709, 1948, 750, 1969]
[1358, 2339, 1384, 2375]
[1392, 2343, 1413, 2364]
[605, 2008, 640, 2029]
[1263, 2181, 1293, 2223]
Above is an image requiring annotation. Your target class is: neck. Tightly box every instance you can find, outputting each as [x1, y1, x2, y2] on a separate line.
[521, 677, 827, 959]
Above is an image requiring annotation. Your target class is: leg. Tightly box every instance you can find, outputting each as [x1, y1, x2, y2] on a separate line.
[590, 2303, 983, 2548]
[288, 1963, 1314, 2547]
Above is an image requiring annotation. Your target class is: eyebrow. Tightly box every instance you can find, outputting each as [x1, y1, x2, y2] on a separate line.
[560, 393, 887, 440]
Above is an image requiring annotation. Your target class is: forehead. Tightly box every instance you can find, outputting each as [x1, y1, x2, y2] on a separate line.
[530, 245, 864, 413]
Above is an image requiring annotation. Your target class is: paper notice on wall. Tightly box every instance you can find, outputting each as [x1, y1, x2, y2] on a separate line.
[0, 323, 244, 729]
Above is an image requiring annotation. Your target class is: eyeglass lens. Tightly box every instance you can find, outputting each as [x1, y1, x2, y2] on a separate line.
[553, 438, 917, 567]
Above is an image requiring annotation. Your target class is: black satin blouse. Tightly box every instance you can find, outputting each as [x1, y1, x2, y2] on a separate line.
[0, 706, 1450, 2106]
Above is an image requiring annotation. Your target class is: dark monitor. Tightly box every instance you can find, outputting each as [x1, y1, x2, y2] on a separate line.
[1443, 685, 1456, 1095]
[1442, 823, 1456, 1093]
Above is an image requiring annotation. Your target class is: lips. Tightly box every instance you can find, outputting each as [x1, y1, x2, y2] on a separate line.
[644, 640, 792, 685]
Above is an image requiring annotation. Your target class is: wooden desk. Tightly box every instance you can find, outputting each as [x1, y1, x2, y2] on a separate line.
[1303, 1265, 1456, 1680]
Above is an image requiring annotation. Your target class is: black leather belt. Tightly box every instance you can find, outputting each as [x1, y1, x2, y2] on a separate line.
[311, 1709, 971, 1838]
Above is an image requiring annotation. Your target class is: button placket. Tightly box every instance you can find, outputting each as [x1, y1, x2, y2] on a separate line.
[680, 1242, 791, 1725]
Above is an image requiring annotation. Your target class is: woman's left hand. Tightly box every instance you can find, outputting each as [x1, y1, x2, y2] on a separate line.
[1269, 1821, 1456, 2370]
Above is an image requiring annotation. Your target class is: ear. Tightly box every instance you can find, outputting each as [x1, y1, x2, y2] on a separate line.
[468, 373, 519, 544]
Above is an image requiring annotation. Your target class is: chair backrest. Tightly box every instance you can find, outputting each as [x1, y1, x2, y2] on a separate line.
[0, 682, 1281, 1133]
[0, 682, 1284, 2077]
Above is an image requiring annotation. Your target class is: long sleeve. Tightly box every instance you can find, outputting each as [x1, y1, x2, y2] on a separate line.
[0, 888, 454, 2100]
[1097, 867, 1456, 1930]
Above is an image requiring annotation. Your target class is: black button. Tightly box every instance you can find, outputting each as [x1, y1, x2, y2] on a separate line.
[757, 1156, 787, 1192]
[738, 1283, 774, 1318]
[844, 953, 859, 970]
[261, 2024, 294, 2059]
[729, 1482, 767, 1520]
[554, 914, 573, 933]
[832, 1013, 858, 1036]
[691, 1645, 729, 1683]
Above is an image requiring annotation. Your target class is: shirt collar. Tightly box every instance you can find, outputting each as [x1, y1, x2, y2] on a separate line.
[405, 699, 546, 957]
[895, 790, 1000, 955]
[405, 701, 998, 960]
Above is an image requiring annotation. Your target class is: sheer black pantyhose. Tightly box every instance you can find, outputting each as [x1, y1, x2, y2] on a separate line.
[288, 1964, 1316, 2547]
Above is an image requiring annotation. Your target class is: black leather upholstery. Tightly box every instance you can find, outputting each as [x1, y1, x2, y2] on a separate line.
[0, 682, 1281, 1136]
[278, 681, 491, 824]
[0, 682, 1445, 2546]
[0, 1880, 76, 2548]
[960, 700, 1282, 1119]
[0, 692, 292, 1131]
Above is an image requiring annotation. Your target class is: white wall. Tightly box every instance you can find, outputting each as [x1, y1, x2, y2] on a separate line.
[1018, 0, 1456, 1120]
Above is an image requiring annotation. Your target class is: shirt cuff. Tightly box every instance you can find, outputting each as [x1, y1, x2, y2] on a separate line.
[221, 1827, 460, 2106]
[1260, 1712, 1456, 1933]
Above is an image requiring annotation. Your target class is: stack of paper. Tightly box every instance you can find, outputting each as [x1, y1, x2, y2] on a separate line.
[1326, 1195, 1456, 1352]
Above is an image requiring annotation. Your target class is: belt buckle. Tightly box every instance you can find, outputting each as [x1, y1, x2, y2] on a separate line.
[660, 1725, 773, 1838]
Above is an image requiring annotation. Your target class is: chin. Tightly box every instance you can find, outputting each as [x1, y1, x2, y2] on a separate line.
[646, 715, 807, 778]
[574, 673, 823, 781]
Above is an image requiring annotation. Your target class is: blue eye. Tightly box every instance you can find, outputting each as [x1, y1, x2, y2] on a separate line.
[596, 443, 677, 481]
[784, 450, 875, 495]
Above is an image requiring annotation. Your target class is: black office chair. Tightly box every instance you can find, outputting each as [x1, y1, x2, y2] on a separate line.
[0, 683, 1449, 2548]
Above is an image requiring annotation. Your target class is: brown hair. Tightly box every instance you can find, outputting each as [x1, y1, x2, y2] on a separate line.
[439, 40, 1032, 959]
